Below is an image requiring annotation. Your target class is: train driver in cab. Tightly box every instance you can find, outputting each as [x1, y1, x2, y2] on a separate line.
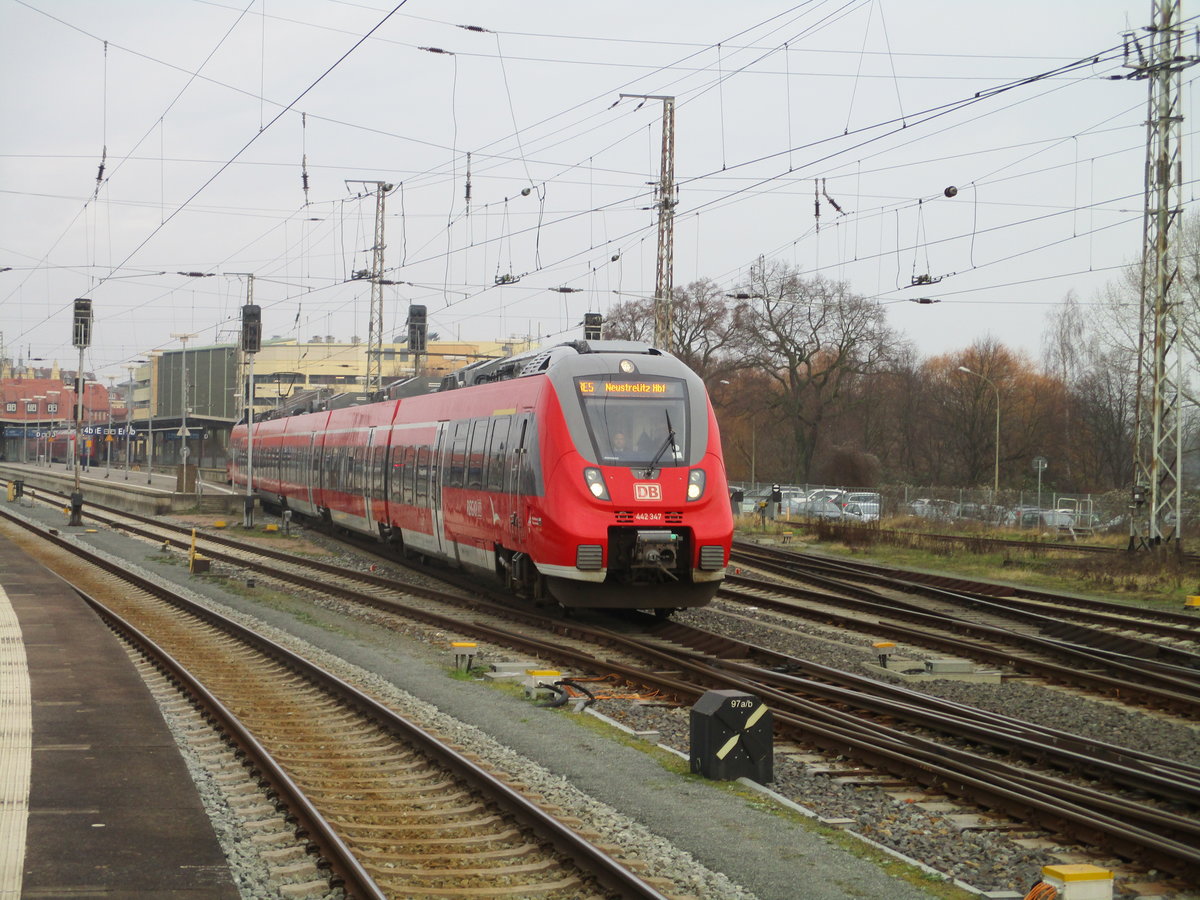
[611, 431, 631, 458]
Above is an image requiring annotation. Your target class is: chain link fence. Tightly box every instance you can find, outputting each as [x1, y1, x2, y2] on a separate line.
[728, 481, 1155, 537]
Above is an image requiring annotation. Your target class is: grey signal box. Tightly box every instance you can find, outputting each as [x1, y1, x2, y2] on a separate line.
[689, 689, 773, 783]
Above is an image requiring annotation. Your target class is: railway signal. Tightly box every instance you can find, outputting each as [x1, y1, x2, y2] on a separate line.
[69, 298, 93, 526]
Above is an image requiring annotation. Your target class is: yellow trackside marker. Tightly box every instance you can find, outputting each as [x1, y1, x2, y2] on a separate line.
[716, 734, 741, 760]
[745, 704, 767, 728]
[451, 641, 477, 648]
[1042, 864, 1112, 882]
[1186, 596, 1200, 607]
[716, 703, 768, 759]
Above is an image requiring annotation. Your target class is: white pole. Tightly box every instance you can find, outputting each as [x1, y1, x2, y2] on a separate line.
[74, 347, 84, 486]
[181, 339, 189, 466]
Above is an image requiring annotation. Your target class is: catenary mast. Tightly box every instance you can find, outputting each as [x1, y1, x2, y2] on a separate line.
[1124, 0, 1198, 551]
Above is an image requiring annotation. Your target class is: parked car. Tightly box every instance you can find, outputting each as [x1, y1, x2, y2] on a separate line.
[906, 498, 954, 519]
[843, 492, 880, 521]
[790, 499, 861, 521]
[844, 491, 879, 505]
[806, 488, 845, 504]
[740, 489, 770, 515]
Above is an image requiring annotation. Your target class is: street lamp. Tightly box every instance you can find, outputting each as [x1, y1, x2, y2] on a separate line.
[104, 376, 115, 478]
[118, 359, 150, 481]
[146, 351, 161, 484]
[45, 391, 59, 467]
[30, 396, 44, 464]
[957, 366, 1000, 499]
[19, 396, 32, 464]
[125, 365, 136, 479]
[170, 332, 197, 471]
[720, 379, 756, 485]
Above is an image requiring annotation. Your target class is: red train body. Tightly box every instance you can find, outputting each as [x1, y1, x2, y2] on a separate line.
[229, 341, 733, 611]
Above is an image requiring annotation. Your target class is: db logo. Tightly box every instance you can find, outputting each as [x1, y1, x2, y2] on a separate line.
[634, 483, 662, 501]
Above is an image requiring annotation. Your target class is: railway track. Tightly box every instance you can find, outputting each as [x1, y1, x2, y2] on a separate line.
[729, 542, 1200, 716]
[0, 506, 675, 900]
[10, 488, 1200, 887]
[737, 538, 1200, 638]
[792, 520, 1200, 566]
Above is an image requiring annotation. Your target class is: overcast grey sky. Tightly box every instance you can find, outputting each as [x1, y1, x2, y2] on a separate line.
[1, 0, 1189, 383]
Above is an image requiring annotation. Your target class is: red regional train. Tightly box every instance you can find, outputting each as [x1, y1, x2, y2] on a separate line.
[229, 340, 733, 612]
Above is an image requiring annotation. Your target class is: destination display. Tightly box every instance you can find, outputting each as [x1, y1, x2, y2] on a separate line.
[575, 378, 684, 398]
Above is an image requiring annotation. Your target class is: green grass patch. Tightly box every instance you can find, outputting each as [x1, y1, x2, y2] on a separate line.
[451, 671, 974, 897]
[808, 531, 1198, 608]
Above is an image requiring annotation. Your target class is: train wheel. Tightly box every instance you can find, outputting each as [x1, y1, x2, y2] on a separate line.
[653, 607, 675, 620]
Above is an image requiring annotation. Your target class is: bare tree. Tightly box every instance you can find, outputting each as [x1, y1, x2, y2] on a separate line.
[1042, 292, 1087, 481]
[603, 278, 740, 382]
[732, 261, 899, 482]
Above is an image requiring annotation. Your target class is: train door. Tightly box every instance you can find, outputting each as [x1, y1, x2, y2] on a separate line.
[305, 431, 318, 512]
[506, 414, 531, 548]
[430, 422, 448, 557]
[362, 427, 377, 526]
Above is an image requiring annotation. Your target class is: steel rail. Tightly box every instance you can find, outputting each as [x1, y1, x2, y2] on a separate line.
[721, 568, 1200, 716]
[9, 496, 1199, 881]
[77, 592, 387, 900]
[0, 508, 674, 900]
[739, 543, 1200, 658]
[735, 537, 1200, 629]
[648, 619, 1200, 796]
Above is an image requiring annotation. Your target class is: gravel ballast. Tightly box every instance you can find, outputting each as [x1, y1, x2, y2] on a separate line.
[20, 502, 1200, 900]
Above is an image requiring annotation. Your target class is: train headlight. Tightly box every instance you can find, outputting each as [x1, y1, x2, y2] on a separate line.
[686, 469, 706, 501]
[583, 467, 610, 500]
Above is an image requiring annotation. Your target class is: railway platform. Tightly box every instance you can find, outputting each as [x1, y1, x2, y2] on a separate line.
[0, 459, 238, 516]
[0, 532, 240, 898]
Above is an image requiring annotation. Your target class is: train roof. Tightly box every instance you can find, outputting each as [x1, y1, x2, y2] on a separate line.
[437, 340, 664, 392]
[248, 340, 669, 422]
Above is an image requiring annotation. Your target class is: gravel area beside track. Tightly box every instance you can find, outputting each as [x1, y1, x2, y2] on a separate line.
[29, 509, 950, 900]
[680, 602, 1200, 767]
[24, 502, 1200, 900]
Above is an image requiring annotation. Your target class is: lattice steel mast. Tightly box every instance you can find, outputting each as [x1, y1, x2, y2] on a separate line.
[1124, 0, 1198, 550]
[347, 180, 392, 395]
[621, 94, 676, 353]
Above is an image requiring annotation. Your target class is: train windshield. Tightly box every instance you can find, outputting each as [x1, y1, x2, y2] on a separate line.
[574, 376, 689, 466]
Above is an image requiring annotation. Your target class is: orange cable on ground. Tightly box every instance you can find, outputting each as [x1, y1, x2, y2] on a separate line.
[1023, 883, 1057, 900]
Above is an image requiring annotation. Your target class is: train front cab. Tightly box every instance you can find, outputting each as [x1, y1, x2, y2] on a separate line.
[533, 350, 733, 610]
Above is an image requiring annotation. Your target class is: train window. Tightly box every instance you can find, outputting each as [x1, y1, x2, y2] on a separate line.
[574, 377, 690, 466]
[370, 446, 383, 500]
[447, 421, 468, 488]
[485, 416, 511, 491]
[516, 416, 540, 496]
[415, 446, 430, 505]
[389, 446, 404, 502]
[466, 420, 487, 490]
[405, 446, 417, 504]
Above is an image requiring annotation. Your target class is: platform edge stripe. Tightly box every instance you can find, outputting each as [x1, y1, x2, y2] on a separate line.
[0, 582, 31, 896]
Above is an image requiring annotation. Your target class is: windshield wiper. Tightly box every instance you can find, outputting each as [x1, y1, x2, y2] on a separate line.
[643, 410, 677, 476]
